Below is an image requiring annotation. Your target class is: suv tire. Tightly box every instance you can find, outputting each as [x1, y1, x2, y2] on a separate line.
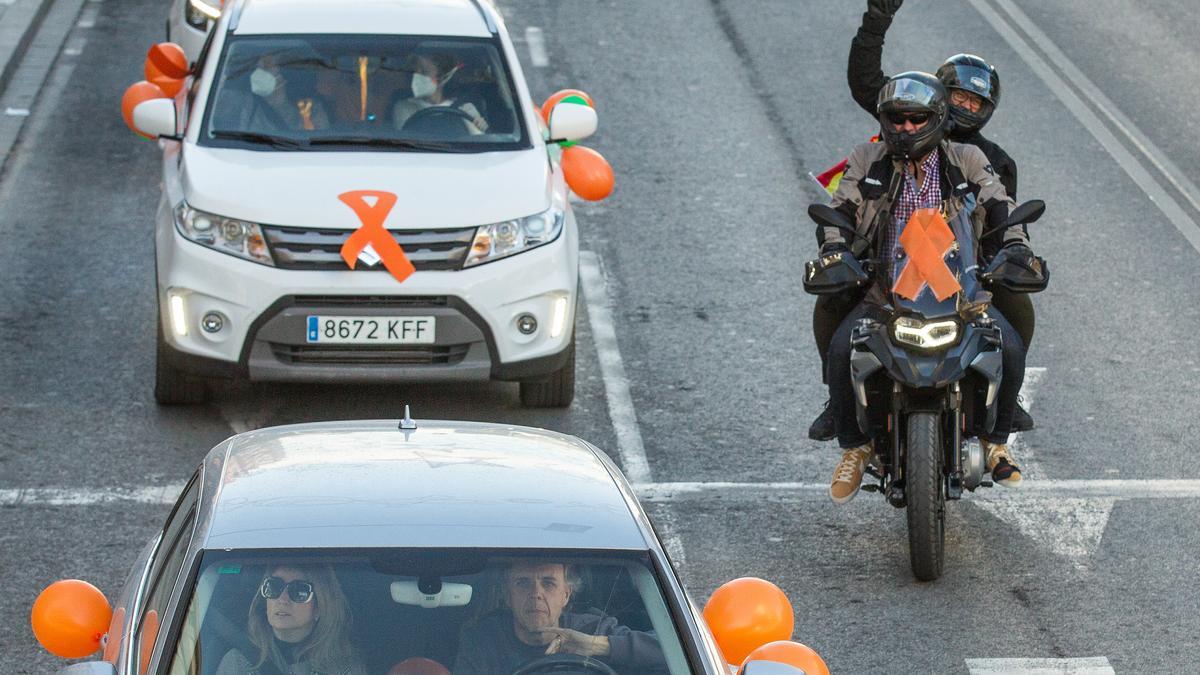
[155, 324, 209, 405]
[519, 334, 576, 408]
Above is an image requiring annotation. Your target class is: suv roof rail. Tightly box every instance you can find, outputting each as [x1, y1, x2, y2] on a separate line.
[466, 0, 498, 34]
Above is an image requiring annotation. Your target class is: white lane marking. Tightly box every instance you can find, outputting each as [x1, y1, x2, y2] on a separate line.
[649, 508, 688, 574]
[4, 108, 30, 116]
[967, 0, 1200, 255]
[579, 251, 652, 484]
[973, 496, 1114, 569]
[966, 657, 1114, 674]
[1010, 366, 1046, 478]
[525, 26, 549, 67]
[0, 483, 187, 506]
[634, 479, 1200, 501]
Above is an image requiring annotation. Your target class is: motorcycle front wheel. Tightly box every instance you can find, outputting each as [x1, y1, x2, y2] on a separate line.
[906, 411, 946, 580]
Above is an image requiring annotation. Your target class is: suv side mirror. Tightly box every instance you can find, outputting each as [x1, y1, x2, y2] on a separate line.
[133, 98, 178, 139]
[548, 102, 597, 143]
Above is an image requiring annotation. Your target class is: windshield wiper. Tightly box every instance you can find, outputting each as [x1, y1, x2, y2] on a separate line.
[305, 136, 463, 152]
[210, 130, 309, 149]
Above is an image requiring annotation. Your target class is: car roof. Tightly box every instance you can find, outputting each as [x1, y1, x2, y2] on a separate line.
[195, 420, 653, 551]
[232, 0, 494, 38]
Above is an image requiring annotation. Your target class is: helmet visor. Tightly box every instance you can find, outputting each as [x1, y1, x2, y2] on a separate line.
[945, 64, 996, 103]
[877, 78, 942, 113]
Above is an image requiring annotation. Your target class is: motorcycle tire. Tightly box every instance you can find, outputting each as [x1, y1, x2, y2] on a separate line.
[906, 412, 946, 581]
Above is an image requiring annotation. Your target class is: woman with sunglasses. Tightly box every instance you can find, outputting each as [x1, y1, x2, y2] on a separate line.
[808, 0, 1037, 441]
[216, 565, 366, 675]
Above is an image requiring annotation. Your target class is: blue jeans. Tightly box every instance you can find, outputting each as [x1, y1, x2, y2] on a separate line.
[827, 301, 1026, 448]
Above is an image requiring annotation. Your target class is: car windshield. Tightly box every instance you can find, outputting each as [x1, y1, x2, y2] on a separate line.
[200, 34, 528, 152]
[166, 549, 691, 675]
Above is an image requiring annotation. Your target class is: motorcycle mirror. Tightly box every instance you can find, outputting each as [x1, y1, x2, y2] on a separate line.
[1005, 199, 1045, 228]
[807, 204, 868, 243]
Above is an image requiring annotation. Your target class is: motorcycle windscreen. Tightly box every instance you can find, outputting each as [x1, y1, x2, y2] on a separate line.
[889, 205, 979, 317]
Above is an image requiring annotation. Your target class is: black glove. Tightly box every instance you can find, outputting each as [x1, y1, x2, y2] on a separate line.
[820, 242, 850, 257]
[867, 0, 904, 18]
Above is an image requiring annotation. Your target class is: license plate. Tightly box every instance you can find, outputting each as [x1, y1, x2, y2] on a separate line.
[306, 316, 435, 344]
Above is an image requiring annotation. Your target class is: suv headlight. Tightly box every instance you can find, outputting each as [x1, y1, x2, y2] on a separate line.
[464, 204, 564, 268]
[174, 202, 274, 266]
[892, 316, 959, 350]
[185, 0, 221, 29]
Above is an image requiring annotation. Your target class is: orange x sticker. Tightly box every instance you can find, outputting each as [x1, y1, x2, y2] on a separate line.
[338, 190, 416, 283]
[892, 208, 962, 302]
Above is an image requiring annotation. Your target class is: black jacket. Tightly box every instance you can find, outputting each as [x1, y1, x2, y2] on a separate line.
[847, 11, 1019, 199]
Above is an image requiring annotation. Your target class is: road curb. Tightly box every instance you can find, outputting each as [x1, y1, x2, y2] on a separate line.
[0, 0, 55, 98]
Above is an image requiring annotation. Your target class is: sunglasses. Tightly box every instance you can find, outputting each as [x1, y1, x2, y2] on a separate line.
[260, 576, 315, 603]
[885, 112, 931, 126]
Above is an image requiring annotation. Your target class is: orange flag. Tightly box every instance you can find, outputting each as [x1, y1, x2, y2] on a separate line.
[892, 208, 962, 302]
[338, 190, 415, 283]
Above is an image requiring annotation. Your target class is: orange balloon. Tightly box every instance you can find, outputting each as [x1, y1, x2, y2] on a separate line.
[702, 577, 794, 665]
[146, 63, 184, 97]
[561, 145, 614, 201]
[30, 579, 112, 659]
[146, 42, 189, 80]
[388, 657, 451, 675]
[540, 88, 594, 124]
[742, 641, 830, 675]
[121, 80, 168, 139]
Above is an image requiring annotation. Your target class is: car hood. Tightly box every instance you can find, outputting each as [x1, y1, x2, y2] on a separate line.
[180, 145, 551, 230]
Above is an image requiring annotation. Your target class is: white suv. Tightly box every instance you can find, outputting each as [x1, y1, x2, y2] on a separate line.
[138, 0, 594, 407]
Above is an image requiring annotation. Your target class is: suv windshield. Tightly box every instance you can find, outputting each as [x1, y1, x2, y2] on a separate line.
[200, 34, 528, 152]
[166, 549, 690, 674]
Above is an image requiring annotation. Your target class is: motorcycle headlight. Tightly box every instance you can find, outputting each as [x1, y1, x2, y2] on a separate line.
[892, 316, 959, 350]
[464, 204, 564, 268]
[174, 202, 274, 266]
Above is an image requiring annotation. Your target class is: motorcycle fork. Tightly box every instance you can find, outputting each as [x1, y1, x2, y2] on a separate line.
[947, 383, 964, 500]
[886, 381, 905, 508]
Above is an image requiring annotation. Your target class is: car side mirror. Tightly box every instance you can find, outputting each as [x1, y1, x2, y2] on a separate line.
[58, 663, 117, 675]
[132, 98, 179, 139]
[547, 102, 597, 144]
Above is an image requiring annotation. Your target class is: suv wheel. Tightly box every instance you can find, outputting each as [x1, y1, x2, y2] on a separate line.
[519, 334, 576, 408]
[155, 324, 209, 405]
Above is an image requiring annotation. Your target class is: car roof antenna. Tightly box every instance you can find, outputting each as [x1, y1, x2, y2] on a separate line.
[399, 405, 417, 431]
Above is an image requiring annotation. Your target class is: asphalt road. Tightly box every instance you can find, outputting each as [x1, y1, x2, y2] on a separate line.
[2, 0, 1199, 672]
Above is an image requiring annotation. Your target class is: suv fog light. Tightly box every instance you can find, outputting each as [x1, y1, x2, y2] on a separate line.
[169, 293, 188, 337]
[201, 312, 225, 334]
[517, 314, 538, 335]
[549, 296, 568, 339]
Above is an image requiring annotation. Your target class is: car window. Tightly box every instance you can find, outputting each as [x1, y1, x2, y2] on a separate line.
[199, 34, 528, 152]
[134, 475, 199, 673]
[167, 549, 692, 675]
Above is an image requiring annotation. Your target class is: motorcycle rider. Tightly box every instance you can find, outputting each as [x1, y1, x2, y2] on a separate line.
[823, 72, 1033, 502]
[810, 0, 1036, 440]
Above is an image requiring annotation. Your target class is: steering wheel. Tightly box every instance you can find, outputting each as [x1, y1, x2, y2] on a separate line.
[251, 96, 292, 132]
[510, 653, 620, 675]
[400, 104, 478, 132]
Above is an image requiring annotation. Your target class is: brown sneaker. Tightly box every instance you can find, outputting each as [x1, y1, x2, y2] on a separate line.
[829, 444, 873, 504]
[982, 440, 1023, 488]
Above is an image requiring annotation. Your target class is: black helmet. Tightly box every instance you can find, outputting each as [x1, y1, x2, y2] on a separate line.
[876, 71, 948, 160]
[936, 53, 1000, 138]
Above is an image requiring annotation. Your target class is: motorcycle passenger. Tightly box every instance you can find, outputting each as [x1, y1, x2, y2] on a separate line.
[823, 72, 1033, 503]
[810, 0, 1035, 440]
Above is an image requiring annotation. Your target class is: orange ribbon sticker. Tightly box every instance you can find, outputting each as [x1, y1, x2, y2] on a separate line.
[892, 208, 962, 302]
[338, 190, 415, 283]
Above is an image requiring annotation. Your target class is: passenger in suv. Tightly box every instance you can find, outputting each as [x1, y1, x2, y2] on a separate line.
[141, 0, 595, 407]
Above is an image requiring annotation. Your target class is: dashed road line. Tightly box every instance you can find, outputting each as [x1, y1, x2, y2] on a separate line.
[966, 656, 1114, 674]
[579, 250, 652, 484]
[0, 483, 187, 506]
[524, 26, 549, 67]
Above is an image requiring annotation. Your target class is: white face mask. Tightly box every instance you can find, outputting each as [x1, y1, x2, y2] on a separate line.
[250, 68, 278, 97]
[411, 72, 437, 100]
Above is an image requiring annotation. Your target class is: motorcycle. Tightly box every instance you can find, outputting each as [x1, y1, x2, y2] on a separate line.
[803, 199, 1048, 580]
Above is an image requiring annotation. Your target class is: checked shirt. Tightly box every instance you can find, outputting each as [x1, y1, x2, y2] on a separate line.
[885, 148, 942, 281]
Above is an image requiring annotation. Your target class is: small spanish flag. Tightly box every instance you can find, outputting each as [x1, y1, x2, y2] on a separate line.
[809, 135, 881, 197]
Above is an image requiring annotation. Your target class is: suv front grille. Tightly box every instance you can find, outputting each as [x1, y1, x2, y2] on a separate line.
[271, 343, 469, 366]
[263, 224, 475, 271]
[291, 295, 450, 308]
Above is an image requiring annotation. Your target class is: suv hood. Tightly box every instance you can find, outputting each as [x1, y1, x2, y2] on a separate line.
[181, 145, 552, 230]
